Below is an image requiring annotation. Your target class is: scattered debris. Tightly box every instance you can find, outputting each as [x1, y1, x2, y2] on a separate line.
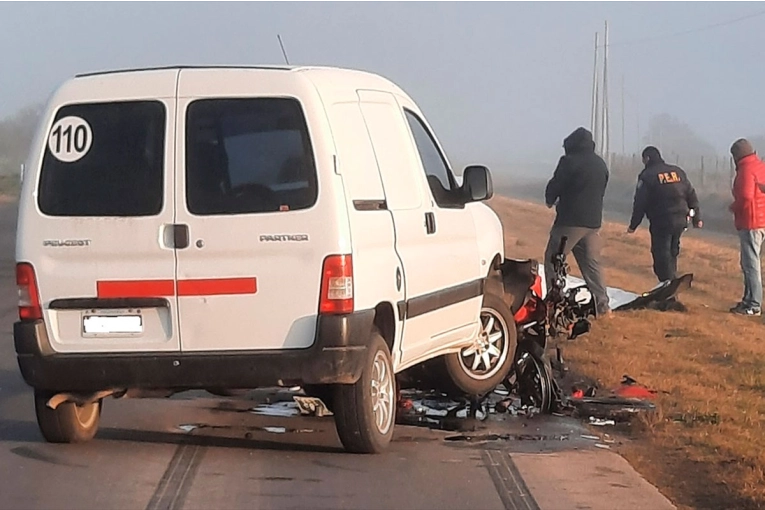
[293, 396, 333, 417]
[612, 274, 693, 312]
[589, 417, 616, 426]
[672, 411, 721, 426]
[581, 434, 600, 441]
[568, 396, 656, 421]
[250, 401, 301, 418]
[178, 424, 198, 433]
[613, 375, 658, 400]
[594, 443, 611, 450]
[445, 433, 570, 442]
[243, 425, 315, 435]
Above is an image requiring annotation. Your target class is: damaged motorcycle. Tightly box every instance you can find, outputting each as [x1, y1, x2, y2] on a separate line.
[499, 236, 594, 413]
[399, 236, 595, 417]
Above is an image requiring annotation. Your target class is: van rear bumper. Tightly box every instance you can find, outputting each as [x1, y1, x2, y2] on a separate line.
[14, 311, 376, 393]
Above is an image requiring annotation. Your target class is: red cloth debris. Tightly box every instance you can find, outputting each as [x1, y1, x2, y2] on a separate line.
[614, 385, 657, 399]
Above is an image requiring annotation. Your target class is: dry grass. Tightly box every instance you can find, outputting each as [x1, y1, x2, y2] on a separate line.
[489, 196, 765, 510]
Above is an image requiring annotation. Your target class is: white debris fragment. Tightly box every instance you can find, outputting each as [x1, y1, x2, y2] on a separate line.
[263, 426, 287, 434]
[589, 417, 616, 426]
[178, 425, 198, 433]
[594, 443, 611, 449]
[565, 276, 638, 310]
[250, 401, 300, 417]
[581, 434, 600, 441]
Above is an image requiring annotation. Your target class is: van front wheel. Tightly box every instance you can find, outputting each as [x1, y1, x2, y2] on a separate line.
[34, 391, 101, 443]
[334, 332, 395, 454]
[442, 292, 517, 396]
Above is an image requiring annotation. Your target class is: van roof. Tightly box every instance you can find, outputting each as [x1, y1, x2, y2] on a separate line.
[73, 65, 394, 79]
[69, 65, 408, 101]
[75, 65, 298, 78]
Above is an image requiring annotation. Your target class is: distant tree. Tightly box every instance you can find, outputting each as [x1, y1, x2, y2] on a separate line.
[0, 104, 44, 175]
[744, 136, 765, 156]
[641, 114, 718, 164]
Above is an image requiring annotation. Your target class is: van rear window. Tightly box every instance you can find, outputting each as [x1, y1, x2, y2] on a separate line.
[185, 98, 318, 215]
[38, 101, 165, 217]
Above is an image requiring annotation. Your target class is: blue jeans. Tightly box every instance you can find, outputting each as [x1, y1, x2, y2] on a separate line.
[739, 229, 765, 309]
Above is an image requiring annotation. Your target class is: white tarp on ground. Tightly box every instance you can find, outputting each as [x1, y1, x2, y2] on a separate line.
[564, 276, 639, 310]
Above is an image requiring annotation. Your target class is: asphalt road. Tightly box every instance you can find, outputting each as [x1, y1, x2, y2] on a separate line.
[0, 200, 542, 510]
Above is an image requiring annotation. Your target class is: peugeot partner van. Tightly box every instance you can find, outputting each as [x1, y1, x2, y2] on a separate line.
[15, 66, 515, 453]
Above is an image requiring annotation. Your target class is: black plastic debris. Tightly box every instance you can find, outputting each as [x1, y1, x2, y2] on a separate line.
[614, 274, 693, 312]
[445, 433, 569, 442]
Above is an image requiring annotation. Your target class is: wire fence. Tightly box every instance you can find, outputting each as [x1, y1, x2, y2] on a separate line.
[609, 153, 735, 196]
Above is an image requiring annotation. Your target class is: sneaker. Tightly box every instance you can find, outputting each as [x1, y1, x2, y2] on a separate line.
[729, 302, 746, 313]
[731, 306, 762, 316]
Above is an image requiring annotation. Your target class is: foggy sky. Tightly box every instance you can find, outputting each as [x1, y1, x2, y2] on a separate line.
[1, 2, 764, 171]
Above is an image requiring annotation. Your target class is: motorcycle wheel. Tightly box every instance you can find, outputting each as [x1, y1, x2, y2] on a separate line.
[516, 351, 554, 413]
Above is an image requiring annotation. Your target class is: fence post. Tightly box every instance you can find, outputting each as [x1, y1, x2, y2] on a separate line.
[730, 157, 735, 188]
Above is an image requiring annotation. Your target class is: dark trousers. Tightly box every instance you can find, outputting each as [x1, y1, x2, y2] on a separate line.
[649, 226, 684, 282]
[544, 225, 610, 316]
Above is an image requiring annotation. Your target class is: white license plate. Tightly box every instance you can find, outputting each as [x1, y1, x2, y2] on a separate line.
[83, 315, 143, 334]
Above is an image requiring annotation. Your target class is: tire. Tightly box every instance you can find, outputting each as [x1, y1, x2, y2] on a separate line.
[516, 352, 554, 413]
[34, 391, 102, 443]
[334, 332, 395, 454]
[442, 292, 518, 396]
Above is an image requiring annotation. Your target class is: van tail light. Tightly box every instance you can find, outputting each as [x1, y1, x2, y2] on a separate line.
[17, 263, 42, 321]
[319, 255, 354, 315]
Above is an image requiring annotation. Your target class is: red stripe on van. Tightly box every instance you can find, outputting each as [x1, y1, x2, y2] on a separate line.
[177, 278, 257, 296]
[97, 280, 176, 298]
[96, 278, 257, 298]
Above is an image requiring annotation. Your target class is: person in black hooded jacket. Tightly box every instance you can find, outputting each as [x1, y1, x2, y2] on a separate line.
[544, 127, 611, 317]
[628, 146, 702, 283]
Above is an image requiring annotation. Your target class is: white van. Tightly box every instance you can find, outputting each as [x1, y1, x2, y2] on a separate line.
[15, 66, 515, 453]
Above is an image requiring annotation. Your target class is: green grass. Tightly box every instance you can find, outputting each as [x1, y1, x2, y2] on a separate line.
[0, 175, 20, 196]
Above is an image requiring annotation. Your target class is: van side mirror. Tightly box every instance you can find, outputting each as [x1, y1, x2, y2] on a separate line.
[462, 165, 493, 202]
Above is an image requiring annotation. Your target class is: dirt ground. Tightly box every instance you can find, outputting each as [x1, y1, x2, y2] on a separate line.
[489, 196, 765, 510]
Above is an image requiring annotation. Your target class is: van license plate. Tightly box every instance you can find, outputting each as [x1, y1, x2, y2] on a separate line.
[83, 315, 143, 334]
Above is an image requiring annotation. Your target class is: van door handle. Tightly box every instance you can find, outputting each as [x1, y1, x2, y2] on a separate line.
[425, 212, 436, 235]
[173, 224, 190, 249]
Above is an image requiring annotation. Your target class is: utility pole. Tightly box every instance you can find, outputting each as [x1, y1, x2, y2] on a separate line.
[591, 32, 600, 140]
[602, 21, 610, 166]
[621, 74, 626, 155]
[636, 95, 640, 154]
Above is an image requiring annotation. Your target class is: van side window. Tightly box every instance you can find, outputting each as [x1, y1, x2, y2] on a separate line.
[185, 98, 318, 216]
[38, 101, 165, 217]
[403, 110, 461, 208]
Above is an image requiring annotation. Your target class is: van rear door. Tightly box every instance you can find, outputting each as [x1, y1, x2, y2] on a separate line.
[173, 69, 328, 352]
[23, 71, 180, 354]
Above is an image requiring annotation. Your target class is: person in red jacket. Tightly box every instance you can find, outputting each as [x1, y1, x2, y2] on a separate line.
[729, 138, 765, 316]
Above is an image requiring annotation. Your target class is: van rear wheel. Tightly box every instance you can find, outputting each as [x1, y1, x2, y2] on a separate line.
[334, 332, 395, 454]
[34, 391, 102, 443]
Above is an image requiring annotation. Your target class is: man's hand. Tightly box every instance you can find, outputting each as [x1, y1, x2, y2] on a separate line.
[694, 220, 703, 229]
[626, 227, 636, 234]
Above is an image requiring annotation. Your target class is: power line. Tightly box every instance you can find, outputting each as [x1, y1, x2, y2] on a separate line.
[602, 8, 765, 48]
[0, 0, 762, 5]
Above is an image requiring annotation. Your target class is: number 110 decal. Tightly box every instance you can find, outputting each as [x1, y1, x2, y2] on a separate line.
[48, 116, 93, 163]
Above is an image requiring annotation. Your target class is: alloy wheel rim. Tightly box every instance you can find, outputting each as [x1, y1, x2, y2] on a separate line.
[459, 307, 509, 380]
